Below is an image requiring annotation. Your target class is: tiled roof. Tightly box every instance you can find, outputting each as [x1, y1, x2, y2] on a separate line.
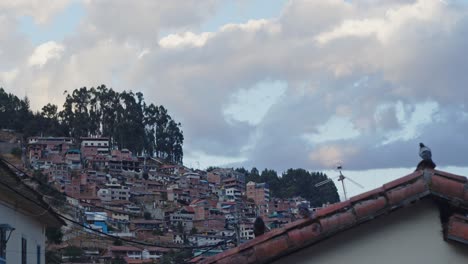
[200, 169, 468, 264]
[0, 160, 65, 227]
[447, 214, 468, 244]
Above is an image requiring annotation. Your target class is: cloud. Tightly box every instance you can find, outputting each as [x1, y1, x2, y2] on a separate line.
[0, 0, 71, 24]
[159, 32, 214, 49]
[3, 0, 468, 172]
[28, 41, 65, 68]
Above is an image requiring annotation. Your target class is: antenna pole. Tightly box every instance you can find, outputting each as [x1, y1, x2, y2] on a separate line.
[341, 177, 347, 201]
[338, 168, 347, 201]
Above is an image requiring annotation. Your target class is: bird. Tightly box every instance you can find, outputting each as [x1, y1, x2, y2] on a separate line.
[253, 217, 266, 237]
[419, 143, 432, 161]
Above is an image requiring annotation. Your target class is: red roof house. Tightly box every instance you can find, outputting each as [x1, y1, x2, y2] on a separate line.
[199, 169, 468, 264]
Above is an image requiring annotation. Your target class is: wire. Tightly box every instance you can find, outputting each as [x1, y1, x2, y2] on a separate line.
[0, 157, 141, 216]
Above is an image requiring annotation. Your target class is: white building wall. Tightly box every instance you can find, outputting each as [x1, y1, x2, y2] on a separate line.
[0, 201, 46, 264]
[274, 199, 468, 264]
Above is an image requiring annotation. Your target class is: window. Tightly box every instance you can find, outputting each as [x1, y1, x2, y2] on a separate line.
[0, 230, 5, 261]
[37, 245, 41, 264]
[22, 238, 27, 264]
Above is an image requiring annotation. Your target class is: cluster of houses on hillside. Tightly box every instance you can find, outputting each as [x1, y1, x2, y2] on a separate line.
[2, 134, 467, 264]
[14, 136, 315, 262]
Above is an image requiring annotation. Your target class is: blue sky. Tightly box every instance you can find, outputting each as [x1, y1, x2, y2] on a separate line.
[19, 1, 85, 45]
[201, 0, 287, 32]
[19, 0, 288, 45]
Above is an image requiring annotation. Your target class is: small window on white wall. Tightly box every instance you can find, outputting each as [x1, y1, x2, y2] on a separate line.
[37, 245, 40, 264]
[0, 229, 6, 261]
[21, 238, 27, 264]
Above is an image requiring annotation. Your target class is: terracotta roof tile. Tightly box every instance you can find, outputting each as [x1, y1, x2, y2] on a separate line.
[385, 178, 428, 206]
[253, 234, 291, 262]
[315, 200, 351, 217]
[353, 196, 387, 220]
[319, 210, 356, 233]
[199, 169, 468, 264]
[447, 214, 468, 244]
[382, 170, 423, 191]
[431, 174, 466, 200]
[287, 223, 321, 247]
[350, 187, 385, 203]
[434, 170, 467, 183]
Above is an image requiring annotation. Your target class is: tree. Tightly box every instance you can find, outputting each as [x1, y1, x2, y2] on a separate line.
[113, 239, 123, 246]
[244, 167, 340, 206]
[190, 227, 198, 235]
[63, 246, 84, 262]
[1, 85, 185, 163]
[10, 147, 22, 158]
[160, 249, 192, 264]
[46, 251, 62, 264]
[46, 227, 63, 244]
[144, 211, 152, 220]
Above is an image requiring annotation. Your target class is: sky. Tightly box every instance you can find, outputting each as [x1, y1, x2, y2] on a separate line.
[2, 0, 468, 198]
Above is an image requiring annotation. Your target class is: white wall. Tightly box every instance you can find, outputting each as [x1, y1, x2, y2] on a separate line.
[0, 201, 46, 264]
[274, 199, 468, 264]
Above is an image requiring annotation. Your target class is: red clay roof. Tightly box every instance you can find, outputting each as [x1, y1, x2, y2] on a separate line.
[447, 214, 468, 244]
[199, 169, 468, 264]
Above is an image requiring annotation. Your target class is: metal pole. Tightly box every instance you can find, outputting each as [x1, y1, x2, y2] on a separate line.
[341, 179, 347, 201]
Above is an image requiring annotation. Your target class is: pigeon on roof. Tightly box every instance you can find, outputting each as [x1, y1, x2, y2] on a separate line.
[419, 143, 432, 161]
[416, 143, 436, 171]
[253, 217, 266, 237]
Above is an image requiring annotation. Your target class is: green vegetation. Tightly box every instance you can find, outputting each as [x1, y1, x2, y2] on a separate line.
[10, 147, 22, 158]
[239, 167, 340, 207]
[144, 211, 152, 220]
[152, 229, 164, 236]
[34, 170, 66, 207]
[46, 251, 62, 264]
[160, 249, 192, 264]
[46, 227, 63, 244]
[62, 246, 84, 262]
[113, 239, 123, 246]
[0, 86, 184, 163]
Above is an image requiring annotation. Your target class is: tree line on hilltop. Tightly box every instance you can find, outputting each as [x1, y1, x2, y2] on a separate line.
[0, 85, 184, 164]
[207, 167, 340, 206]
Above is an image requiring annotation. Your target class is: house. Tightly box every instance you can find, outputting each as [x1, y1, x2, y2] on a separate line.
[0, 160, 65, 264]
[199, 169, 468, 263]
[80, 137, 110, 158]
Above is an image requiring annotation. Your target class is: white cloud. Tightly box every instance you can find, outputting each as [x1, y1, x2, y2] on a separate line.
[303, 116, 360, 144]
[223, 80, 287, 126]
[159, 32, 214, 49]
[0, 68, 19, 85]
[28, 41, 65, 68]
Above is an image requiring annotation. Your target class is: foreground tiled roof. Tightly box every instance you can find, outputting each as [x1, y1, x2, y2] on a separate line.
[0, 160, 65, 227]
[200, 169, 468, 264]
